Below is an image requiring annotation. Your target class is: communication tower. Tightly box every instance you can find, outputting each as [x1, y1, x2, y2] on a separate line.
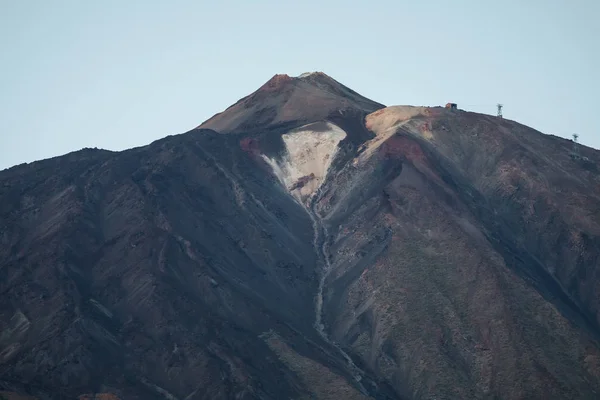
[572, 134, 579, 157]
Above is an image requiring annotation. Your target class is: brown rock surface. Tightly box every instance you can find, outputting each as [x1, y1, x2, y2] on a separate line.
[197, 72, 384, 134]
[1, 73, 600, 399]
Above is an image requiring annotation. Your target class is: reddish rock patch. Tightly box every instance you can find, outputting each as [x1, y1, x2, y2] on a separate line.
[289, 173, 316, 191]
[380, 135, 426, 163]
[258, 74, 293, 92]
[240, 137, 260, 154]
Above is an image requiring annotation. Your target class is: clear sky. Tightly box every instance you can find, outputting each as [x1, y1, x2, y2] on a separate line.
[1, 0, 598, 170]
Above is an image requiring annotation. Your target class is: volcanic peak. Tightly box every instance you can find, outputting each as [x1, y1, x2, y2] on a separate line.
[258, 73, 294, 92]
[197, 71, 384, 134]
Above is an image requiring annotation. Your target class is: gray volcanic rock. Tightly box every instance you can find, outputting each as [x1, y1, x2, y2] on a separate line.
[1, 73, 600, 399]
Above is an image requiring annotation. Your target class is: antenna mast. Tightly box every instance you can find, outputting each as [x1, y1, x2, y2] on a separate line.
[572, 134, 579, 157]
[497, 104, 503, 118]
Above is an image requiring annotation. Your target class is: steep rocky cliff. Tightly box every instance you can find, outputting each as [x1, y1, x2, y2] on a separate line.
[1, 72, 600, 399]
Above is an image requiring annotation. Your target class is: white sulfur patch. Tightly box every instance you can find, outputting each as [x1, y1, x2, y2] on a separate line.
[262, 121, 347, 204]
[297, 72, 318, 78]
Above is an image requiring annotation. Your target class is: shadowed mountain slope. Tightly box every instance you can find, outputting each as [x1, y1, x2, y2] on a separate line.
[1, 73, 600, 399]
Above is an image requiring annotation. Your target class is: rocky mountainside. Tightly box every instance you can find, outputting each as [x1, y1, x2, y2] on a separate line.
[1, 72, 600, 399]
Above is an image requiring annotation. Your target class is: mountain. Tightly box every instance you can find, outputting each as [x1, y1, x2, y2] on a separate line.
[197, 72, 384, 134]
[1, 72, 600, 399]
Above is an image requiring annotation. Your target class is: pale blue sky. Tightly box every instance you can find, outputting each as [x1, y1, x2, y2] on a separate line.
[1, 0, 598, 170]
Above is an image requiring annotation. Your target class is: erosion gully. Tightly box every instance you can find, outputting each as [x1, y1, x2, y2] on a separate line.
[307, 188, 369, 396]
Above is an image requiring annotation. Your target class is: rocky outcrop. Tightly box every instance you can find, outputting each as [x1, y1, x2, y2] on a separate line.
[261, 121, 347, 204]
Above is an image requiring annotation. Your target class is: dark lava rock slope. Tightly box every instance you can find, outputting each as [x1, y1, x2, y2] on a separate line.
[1, 73, 600, 400]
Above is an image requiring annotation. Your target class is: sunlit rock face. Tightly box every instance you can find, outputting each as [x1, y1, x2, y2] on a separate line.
[262, 121, 347, 204]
